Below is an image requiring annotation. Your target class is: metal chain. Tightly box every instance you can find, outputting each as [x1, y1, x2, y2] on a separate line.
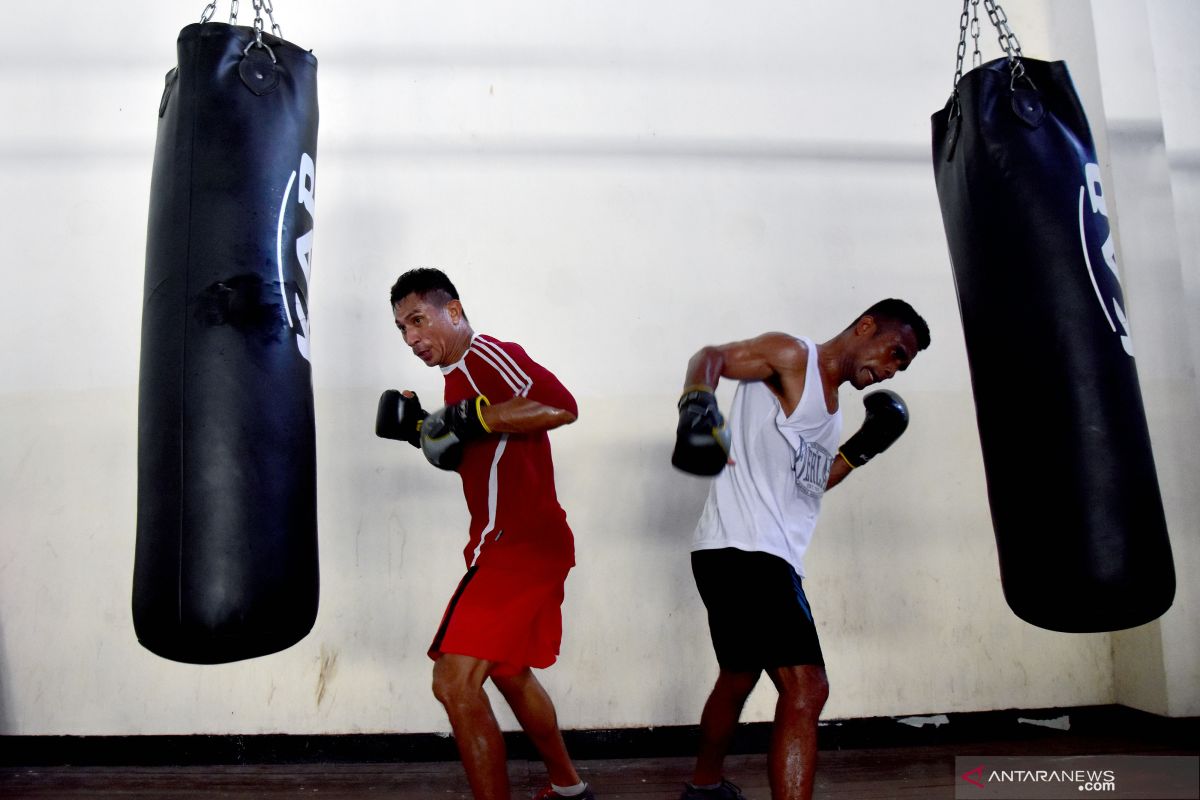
[199, 0, 282, 39]
[257, 0, 283, 39]
[970, 0, 982, 68]
[266, 0, 283, 38]
[983, 0, 1027, 85]
[953, 0, 970, 91]
[952, 0, 1030, 93]
[983, 0, 1023, 60]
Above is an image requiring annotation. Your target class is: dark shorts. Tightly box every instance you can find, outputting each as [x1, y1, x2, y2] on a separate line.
[691, 547, 825, 672]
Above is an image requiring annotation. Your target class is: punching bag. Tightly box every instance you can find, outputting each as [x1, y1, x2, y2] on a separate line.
[134, 14, 319, 663]
[932, 39, 1175, 632]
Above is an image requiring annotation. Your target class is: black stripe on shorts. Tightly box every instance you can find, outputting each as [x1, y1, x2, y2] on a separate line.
[430, 566, 479, 654]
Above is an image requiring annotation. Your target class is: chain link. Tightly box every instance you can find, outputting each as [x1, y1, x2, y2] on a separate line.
[244, 0, 263, 56]
[970, 0, 982, 68]
[199, 0, 282, 39]
[952, 0, 1027, 90]
[953, 0, 970, 91]
[983, 0, 1023, 60]
[261, 0, 282, 38]
[984, 0, 1027, 85]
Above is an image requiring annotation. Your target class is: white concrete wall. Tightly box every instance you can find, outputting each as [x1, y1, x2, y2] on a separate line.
[0, 1, 1194, 736]
[1089, 0, 1200, 718]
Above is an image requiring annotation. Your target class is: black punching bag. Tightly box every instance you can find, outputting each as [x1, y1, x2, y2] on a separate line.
[932, 56, 1175, 632]
[134, 19, 319, 663]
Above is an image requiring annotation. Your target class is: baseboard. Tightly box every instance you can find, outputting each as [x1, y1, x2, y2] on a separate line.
[2, 704, 1194, 767]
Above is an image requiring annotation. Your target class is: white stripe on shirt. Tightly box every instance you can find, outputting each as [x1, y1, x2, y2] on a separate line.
[473, 336, 533, 396]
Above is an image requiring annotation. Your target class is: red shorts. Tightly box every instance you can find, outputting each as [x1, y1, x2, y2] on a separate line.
[428, 564, 570, 677]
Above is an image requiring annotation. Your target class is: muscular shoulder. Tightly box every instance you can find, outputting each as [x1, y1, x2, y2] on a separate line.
[708, 331, 808, 385]
[753, 332, 809, 374]
[747, 332, 809, 410]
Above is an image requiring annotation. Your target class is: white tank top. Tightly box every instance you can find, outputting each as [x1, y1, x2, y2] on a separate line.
[692, 336, 843, 577]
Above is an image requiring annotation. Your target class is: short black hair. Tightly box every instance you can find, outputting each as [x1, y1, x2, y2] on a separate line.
[389, 268, 461, 309]
[858, 298, 931, 351]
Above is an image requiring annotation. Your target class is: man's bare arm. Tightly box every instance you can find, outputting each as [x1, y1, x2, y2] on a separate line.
[683, 332, 810, 414]
[481, 396, 576, 434]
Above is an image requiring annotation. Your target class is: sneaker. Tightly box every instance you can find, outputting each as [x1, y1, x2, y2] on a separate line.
[532, 785, 596, 800]
[680, 779, 747, 799]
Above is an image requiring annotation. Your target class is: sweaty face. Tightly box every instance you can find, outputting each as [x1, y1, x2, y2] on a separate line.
[851, 322, 920, 389]
[393, 293, 464, 367]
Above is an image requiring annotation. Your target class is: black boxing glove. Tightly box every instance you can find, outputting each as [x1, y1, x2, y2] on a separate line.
[838, 389, 909, 468]
[420, 395, 491, 471]
[671, 387, 731, 476]
[376, 390, 427, 448]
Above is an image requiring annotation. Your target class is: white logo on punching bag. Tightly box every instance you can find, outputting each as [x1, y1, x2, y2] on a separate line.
[1078, 162, 1133, 356]
[277, 152, 317, 361]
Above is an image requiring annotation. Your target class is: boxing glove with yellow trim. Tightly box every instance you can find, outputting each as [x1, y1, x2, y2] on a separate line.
[671, 386, 731, 477]
[838, 390, 908, 469]
[420, 395, 492, 471]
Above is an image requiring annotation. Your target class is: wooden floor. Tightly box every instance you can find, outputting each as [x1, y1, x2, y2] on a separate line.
[1, 734, 1193, 799]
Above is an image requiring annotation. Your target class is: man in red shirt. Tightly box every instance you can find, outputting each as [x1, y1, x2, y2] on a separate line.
[377, 268, 594, 800]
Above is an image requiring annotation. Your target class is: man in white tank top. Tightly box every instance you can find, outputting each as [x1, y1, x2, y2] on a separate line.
[672, 300, 931, 800]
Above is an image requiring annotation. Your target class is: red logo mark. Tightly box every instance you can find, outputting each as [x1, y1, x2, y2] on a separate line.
[961, 765, 986, 788]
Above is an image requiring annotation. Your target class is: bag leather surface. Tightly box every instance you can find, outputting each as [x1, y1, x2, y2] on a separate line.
[135, 22, 320, 663]
[931, 57, 1174, 632]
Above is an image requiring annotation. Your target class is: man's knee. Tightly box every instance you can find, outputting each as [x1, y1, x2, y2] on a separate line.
[432, 655, 491, 709]
[430, 665, 461, 708]
[771, 665, 829, 714]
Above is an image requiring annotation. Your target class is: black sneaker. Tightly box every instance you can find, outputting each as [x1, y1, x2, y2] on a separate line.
[680, 779, 747, 799]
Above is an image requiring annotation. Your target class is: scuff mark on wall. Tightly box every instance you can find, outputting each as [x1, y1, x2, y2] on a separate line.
[316, 645, 338, 708]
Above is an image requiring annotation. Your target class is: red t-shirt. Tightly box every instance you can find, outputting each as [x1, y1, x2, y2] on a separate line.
[440, 334, 577, 570]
